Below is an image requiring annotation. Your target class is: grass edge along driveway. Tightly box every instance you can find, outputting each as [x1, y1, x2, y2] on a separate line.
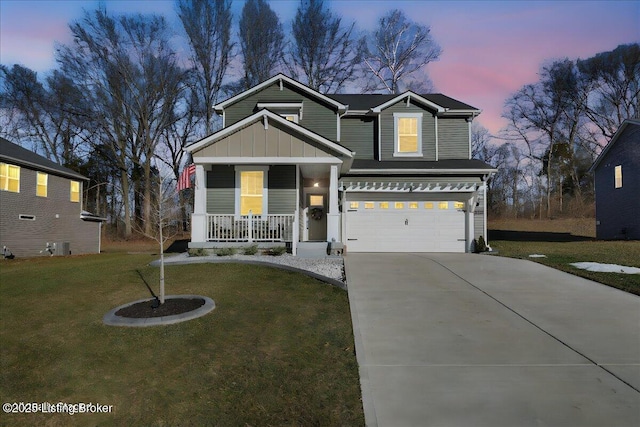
[0, 253, 364, 426]
[491, 240, 640, 296]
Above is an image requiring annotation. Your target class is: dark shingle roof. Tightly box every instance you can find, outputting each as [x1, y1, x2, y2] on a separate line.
[328, 93, 478, 111]
[348, 159, 496, 173]
[0, 137, 87, 180]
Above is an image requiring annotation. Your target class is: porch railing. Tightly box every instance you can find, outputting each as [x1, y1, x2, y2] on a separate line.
[206, 213, 294, 242]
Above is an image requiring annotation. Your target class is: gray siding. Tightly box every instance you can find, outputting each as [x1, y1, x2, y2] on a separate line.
[268, 165, 296, 214]
[224, 82, 338, 141]
[439, 117, 470, 159]
[341, 116, 375, 159]
[206, 166, 234, 214]
[0, 166, 99, 257]
[195, 120, 336, 158]
[205, 165, 297, 215]
[594, 124, 640, 239]
[380, 100, 437, 161]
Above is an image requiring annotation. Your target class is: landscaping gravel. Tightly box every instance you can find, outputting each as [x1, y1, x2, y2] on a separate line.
[157, 252, 346, 283]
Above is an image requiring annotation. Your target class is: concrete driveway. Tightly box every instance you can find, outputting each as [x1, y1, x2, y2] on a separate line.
[345, 253, 640, 427]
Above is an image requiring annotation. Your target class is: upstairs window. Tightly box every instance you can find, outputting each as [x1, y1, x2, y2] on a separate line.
[37, 172, 48, 197]
[394, 113, 422, 156]
[70, 180, 80, 203]
[0, 163, 20, 193]
[614, 165, 622, 188]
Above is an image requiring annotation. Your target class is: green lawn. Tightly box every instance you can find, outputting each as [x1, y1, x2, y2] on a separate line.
[0, 253, 364, 426]
[491, 240, 640, 296]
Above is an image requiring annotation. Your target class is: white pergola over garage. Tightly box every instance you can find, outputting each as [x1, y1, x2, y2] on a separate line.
[340, 179, 482, 253]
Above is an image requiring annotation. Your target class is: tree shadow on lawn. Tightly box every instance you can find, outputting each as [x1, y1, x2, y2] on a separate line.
[489, 229, 594, 242]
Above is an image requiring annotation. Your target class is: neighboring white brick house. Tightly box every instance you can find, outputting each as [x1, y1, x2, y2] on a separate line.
[0, 138, 104, 257]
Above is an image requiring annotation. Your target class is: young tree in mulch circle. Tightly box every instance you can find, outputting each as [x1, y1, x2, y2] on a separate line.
[133, 166, 181, 304]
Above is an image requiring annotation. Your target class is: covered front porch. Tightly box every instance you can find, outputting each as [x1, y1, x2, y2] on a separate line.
[185, 109, 353, 256]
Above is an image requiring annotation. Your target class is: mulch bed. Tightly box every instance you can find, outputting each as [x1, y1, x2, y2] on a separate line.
[115, 297, 205, 318]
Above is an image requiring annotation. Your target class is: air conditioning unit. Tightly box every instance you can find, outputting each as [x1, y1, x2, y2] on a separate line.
[55, 242, 71, 256]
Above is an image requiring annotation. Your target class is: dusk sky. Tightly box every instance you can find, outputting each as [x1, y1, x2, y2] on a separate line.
[1, 0, 638, 135]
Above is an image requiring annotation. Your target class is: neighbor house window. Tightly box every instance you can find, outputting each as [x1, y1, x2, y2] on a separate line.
[36, 172, 48, 197]
[0, 163, 20, 193]
[615, 165, 622, 188]
[70, 180, 80, 202]
[394, 113, 422, 156]
[240, 171, 264, 215]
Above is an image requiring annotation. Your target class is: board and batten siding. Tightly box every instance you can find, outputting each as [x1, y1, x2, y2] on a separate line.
[0, 167, 99, 257]
[224, 82, 338, 141]
[195, 121, 336, 159]
[438, 117, 470, 159]
[379, 100, 437, 161]
[340, 116, 375, 159]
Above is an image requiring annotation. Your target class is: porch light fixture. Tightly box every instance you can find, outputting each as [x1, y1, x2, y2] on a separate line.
[313, 182, 319, 187]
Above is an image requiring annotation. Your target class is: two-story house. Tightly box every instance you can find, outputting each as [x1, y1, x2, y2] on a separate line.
[0, 137, 104, 257]
[590, 119, 640, 240]
[185, 74, 496, 254]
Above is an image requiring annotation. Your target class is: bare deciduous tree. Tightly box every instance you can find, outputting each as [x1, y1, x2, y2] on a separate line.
[177, 0, 233, 134]
[362, 9, 441, 94]
[289, 0, 361, 93]
[237, 0, 285, 91]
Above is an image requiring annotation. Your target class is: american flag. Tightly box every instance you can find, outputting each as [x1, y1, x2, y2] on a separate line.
[177, 163, 196, 191]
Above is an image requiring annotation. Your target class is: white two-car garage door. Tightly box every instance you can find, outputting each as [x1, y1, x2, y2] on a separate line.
[345, 198, 467, 252]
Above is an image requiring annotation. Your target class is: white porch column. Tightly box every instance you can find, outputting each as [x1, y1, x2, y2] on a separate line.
[465, 194, 476, 253]
[326, 164, 340, 242]
[191, 164, 207, 242]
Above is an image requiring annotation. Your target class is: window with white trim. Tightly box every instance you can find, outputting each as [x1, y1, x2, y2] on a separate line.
[615, 165, 622, 188]
[394, 113, 422, 156]
[240, 171, 264, 215]
[0, 163, 20, 193]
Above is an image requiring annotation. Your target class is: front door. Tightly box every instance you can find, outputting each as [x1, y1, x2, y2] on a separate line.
[307, 192, 327, 241]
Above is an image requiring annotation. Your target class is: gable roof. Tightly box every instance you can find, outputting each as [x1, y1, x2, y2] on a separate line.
[0, 137, 87, 181]
[590, 119, 640, 172]
[214, 74, 349, 113]
[185, 109, 354, 159]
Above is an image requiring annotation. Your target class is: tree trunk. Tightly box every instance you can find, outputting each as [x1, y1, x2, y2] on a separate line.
[121, 170, 132, 237]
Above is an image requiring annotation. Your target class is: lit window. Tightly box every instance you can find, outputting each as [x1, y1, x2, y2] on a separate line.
[379, 202, 389, 209]
[37, 172, 48, 197]
[0, 163, 20, 193]
[424, 202, 433, 209]
[409, 202, 418, 209]
[615, 165, 622, 188]
[240, 171, 263, 215]
[283, 114, 298, 123]
[394, 113, 422, 156]
[395, 202, 405, 209]
[349, 202, 359, 209]
[364, 202, 374, 209]
[438, 202, 448, 210]
[70, 180, 80, 202]
[454, 202, 465, 209]
[310, 195, 324, 206]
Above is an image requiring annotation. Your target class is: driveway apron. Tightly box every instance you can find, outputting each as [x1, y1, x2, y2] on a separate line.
[345, 253, 640, 427]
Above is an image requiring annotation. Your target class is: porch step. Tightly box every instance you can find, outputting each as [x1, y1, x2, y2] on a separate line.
[296, 242, 338, 259]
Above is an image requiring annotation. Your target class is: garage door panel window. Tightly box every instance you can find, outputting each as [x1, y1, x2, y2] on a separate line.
[395, 202, 405, 209]
[379, 202, 389, 209]
[439, 202, 448, 209]
[364, 202, 374, 209]
[425, 202, 433, 209]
